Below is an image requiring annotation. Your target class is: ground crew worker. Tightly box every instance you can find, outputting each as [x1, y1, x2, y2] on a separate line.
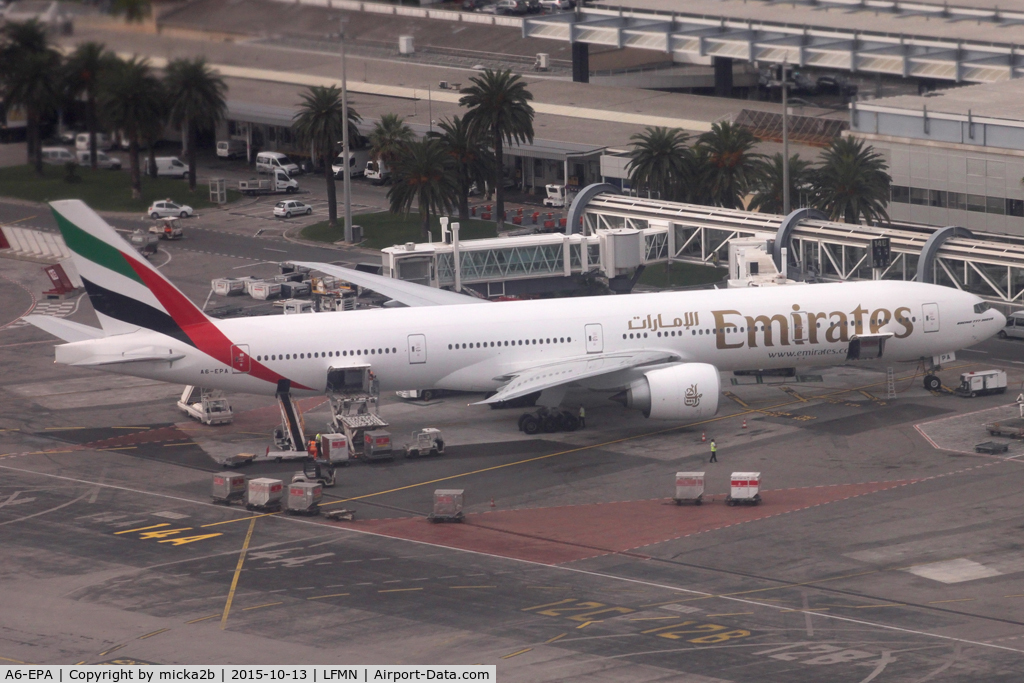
[315, 433, 323, 459]
[579, 405, 586, 429]
[307, 439, 318, 458]
[709, 438, 718, 463]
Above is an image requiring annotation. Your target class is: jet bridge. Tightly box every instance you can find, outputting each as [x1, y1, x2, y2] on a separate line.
[381, 188, 1024, 305]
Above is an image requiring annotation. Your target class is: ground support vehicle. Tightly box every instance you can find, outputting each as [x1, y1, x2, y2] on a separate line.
[986, 418, 1024, 439]
[177, 386, 233, 425]
[404, 428, 445, 458]
[246, 478, 284, 512]
[150, 217, 183, 240]
[999, 311, 1024, 338]
[518, 406, 579, 434]
[673, 471, 705, 505]
[396, 389, 444, 401]
[326, 367, 390, 454]
[211, 473, 246, 504]
[285, 481, 322, 515]
[291, 460, 336, 488]
[239, 170, 298, 196]
[955, 370, 1007, 397]
[428, 489, 464, 523]
[129, 229, 159, 258]
[725, 472, 762, 506]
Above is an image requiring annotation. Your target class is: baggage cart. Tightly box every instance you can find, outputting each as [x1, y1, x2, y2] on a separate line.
[428, 489, 464, 523]
[222, 453, 254, 468]
[673, 471, 705, 505]
[250, 282, 281, 300]
[246, 477, 284, 512]
[211, 278, 246, 296]
[975, 441, 1009, 454]
[363, 429, 393, 461]
[726, 472, 761, 506]
[286, 481, 322, 515]
[985, 418, 1024, 439]
[211, 473, 246, 504]
[280, 281, 311, 298]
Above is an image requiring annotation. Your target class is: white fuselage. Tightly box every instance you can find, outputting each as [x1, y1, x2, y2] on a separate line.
[58, 280, 1003, 397]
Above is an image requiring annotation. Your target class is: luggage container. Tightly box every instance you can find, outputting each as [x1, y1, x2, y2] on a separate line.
[212, 278, 246, 296]
[286, 481, 322, 515]
[211, 473, 246, 504]
[321, 433, 349, 464]
[250, 282, 281, 300]
[280, 281, 311, 298]
[246, 477, 284, 511]
[673, 471, 705, 505]
[726, 472, 761, 506]
[363, 429, 393, 461]
[428, 488, 464, 523]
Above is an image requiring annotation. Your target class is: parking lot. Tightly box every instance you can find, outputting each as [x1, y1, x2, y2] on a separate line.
[3, 229, 1024, 679]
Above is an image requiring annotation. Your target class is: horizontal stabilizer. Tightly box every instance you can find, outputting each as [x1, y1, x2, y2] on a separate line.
[291, 261, 488, 307]
[70, 352, 186, 367]
[22, 315, 105, 343]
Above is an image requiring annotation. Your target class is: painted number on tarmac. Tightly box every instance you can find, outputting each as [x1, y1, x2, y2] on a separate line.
[114, 522, 222, 546]
[755, 643, 890, 666]
[642, 621, 751, 643]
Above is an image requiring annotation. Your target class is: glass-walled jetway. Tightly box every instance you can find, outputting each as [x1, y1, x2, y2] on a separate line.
[381, 191, 1024, 305]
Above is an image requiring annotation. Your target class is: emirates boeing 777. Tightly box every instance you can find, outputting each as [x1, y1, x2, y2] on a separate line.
[24, 200, 1005, 424]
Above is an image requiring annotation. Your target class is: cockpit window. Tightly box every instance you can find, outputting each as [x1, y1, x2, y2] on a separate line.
[974, 302, 992, 314]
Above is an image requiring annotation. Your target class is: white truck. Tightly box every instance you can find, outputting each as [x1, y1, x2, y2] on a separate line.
[543, 184, 572, 207]
[178, 386, 234, 425]
[365, 159, 391, 185]
[238, 169, 299, 196]
[955, 369, 1007, 397]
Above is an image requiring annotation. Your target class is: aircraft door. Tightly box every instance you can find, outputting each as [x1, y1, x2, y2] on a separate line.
[408, 334, 427, 364]
[923, 303, 940, 333]
[230, 344, 250, 373]
[585, 324, 603, 354]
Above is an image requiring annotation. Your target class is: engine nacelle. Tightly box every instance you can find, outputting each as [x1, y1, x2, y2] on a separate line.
[616, 363, 721, 421]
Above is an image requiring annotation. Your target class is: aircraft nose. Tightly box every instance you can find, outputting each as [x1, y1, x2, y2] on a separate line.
[993, 308, 1007, 331]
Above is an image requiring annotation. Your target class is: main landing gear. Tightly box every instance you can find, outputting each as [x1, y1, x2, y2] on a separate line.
[518, 407, 580, 434]
[923, 374, 942, 391]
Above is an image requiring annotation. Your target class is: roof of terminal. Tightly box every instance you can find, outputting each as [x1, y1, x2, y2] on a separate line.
[856, 79, 1024, 122]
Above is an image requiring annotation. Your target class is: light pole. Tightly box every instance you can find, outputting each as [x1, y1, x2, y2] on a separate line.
[781, 60, 791, 215]
[340, 18, 353, 243]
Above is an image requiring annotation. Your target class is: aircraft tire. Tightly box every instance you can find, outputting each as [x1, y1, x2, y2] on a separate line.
[924, 374, 941, 391]
[521, 415, 540, 435]
[541, 415, 559, 433]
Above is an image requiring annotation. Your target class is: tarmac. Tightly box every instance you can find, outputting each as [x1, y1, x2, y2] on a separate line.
[3, 232, 1024, 679]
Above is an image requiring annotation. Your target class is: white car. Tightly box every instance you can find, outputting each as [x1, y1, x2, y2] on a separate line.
[273, 200, 313, 218]
[147, 200, 193, 219]
[539, 0, 571, 9]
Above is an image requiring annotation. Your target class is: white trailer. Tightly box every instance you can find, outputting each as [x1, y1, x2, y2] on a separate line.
[177, 386, 233, 425]
[238, 169, 299, 196]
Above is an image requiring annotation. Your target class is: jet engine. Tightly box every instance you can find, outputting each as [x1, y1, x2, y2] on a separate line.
[613, 363, 721, 421]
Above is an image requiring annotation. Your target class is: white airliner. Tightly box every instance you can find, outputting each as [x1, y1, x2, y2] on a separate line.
[25, 200, 1005, 426]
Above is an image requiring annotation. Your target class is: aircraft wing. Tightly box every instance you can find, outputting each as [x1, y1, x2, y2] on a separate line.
[291, 261, 487, 307]
[474, 350, 678, 404]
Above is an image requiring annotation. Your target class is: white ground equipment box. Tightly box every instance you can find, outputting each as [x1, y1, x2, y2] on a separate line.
[673, 471, 705, 505]
[212, 278, 247, 296]
[726, 472, 762, 506]
[246, 478, 284, 512]
[955, 369, 1007, 397]
[286, 481, 322, 515]
[429, 489, 464, 523]
[321, 433, 349, 464]
[211, 473, 246, 505]
[178, 386, 233, 425]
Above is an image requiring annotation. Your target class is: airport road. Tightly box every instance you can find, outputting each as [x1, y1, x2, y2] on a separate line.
[4, 215, 1024, 678]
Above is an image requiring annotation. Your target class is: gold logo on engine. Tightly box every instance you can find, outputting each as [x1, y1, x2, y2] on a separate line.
[684, 383, 702, 407]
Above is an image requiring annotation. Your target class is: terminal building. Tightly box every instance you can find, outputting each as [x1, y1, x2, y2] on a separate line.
[850, 80, 1024, 235]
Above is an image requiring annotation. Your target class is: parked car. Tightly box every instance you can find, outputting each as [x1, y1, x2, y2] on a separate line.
[147, 200, 193, 219]
[58, 130, 78, 144]
[256, 151, 301, 175]
[152, 156, 189, 179]
[483, 0, 526, 13]
[217, 139, 246, 159]
[816, 74, 858, 98]
[273, 200, 313, 218]
[539, 0, 571, 9]
[41, 147, 75, 165]
[462, 0, 486, 8]
[75, 149, 121, 170]
[1000, 311, 1024, 339]
[523, 0, 541, 12]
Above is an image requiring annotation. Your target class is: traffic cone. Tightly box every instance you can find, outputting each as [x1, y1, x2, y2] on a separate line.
[701, 431, 706, 443]
[490, 498, 495, 508]
[742, 419, 747, 429]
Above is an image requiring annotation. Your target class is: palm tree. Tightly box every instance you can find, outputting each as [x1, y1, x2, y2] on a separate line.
[747, 153, 814, 215]
[696, 121, 762, 209]
[387, 139, 457, 242]
[64, 42, 114, 170]
[293, 85, 357, 230]
[460, 69, 534, 229]
[0, 21, 61, 173]
[428, 115, 491, 221]
[164, 57, 227, 191]
[99, 56, 164, 199]
[368, 113, 413, 170]
[813, 137, 892, 225]
[626, 126, 689, 201]
[110, 0, 151, 23]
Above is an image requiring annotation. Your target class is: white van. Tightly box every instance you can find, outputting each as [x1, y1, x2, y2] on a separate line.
[332, 149, 368, 179]
[41, 147, 76, 165]
[75, 149, 121, 170]
[256, 151, 300, 175]
[365, 159, 391, 185]
[153, 157, 189, 179]
[1000, 311, 1024, 339]
[217, 140, 246, 159]
[75, 132, 113, 151]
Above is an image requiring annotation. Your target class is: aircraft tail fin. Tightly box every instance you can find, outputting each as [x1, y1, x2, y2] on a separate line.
[49, 199, 211, 344]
